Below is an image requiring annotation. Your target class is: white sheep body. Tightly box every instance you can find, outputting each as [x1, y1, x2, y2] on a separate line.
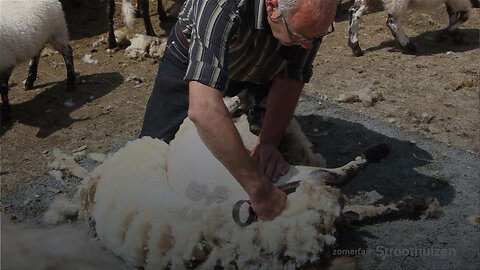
[80, 116, 342, 269]
[0, 0, 69, 73]
[0, 0, 75, 125]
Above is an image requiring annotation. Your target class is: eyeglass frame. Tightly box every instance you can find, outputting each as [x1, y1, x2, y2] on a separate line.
[270, 14, 335, 44]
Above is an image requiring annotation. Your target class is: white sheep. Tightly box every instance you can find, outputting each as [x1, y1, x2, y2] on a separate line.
[73, 97, 438, 269]
[347, 0, 472, 56]
[0, 0, 75, 126]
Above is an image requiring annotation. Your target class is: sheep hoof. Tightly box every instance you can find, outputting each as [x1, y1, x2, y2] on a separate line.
[353, 50, 364, 57]
[107, 37, 117, 49]
[25, 82, 34, 90]
[134, 8, 142, 18]
[349, 42, 364, 57]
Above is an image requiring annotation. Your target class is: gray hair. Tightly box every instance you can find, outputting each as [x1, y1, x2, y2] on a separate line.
[278, 0, 336, 21]
[277, 0, 300, 19]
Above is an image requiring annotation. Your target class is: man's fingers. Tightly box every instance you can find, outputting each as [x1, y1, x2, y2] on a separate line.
[281, 162, 289, 176]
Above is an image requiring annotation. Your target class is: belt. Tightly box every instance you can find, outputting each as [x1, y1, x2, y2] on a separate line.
[176, 22, 189, 47]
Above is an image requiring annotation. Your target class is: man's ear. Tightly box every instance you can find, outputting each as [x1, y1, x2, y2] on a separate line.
[265, 0, 279, 17]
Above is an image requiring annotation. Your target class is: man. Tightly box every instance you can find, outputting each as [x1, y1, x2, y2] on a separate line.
[140, 0, 337, 220]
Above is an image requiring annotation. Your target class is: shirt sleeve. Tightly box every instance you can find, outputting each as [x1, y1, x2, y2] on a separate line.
[280, 38, 322, 83]
[184, 0, 240, 91]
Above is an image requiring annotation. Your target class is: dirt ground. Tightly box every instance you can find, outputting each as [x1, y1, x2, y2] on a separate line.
[0, 0, 478, 195]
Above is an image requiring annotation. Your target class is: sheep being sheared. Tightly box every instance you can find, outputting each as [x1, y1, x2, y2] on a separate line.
[76, 98, 438, 269]
[348, 0, 471, 56]
[0, 0, 75, 126]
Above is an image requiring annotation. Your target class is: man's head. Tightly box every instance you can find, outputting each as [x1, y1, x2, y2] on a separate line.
[266, 0, 337, 48]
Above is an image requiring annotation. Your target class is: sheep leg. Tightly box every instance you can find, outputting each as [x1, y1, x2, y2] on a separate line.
[280, 143, 391, 187]
[320, 143, 390, 186]
[60, 45, 75, 91]
[340, 196, 439, 226]
[138, 0, 157, 37]
[386, 14, 416, 54]
[107, 0, 117, 48]
[158, 0, 168, 21]
[348, 0, 368, 56]
[445, 3, 469, 44]
[0, 68, 13, 126]
[25, 54, 41, 90]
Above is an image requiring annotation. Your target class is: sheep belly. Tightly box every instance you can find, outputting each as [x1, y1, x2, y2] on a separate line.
[86, 117, 343, 269]
[168, 117, 255, 203]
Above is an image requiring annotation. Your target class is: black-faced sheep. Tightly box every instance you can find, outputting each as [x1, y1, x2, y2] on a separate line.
[347, 0, 472, 56]
[73, 96, 438, 269]
[0, 0, 75, 126]
[106, 0, 183, 48]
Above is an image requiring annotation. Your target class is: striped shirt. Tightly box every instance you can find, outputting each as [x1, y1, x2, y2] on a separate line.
[175, 0, 322, 91]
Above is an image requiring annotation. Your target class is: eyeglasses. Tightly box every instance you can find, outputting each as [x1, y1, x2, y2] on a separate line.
[271, 14, 335, 44]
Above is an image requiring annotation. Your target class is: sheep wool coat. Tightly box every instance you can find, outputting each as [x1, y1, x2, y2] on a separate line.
[79, 116, 343, 269]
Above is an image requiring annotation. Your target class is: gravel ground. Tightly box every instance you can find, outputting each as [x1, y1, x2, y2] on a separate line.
[2, 94, 479, 269]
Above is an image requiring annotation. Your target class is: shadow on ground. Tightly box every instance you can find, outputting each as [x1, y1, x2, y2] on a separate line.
[0, 72, 124, 138]
[363, 29, 480, 56]
[295, 114, 456, 250]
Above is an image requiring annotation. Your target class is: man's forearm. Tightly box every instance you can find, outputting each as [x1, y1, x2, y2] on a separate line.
[259, 76, 304, 147]
[187, 81, 265, 197]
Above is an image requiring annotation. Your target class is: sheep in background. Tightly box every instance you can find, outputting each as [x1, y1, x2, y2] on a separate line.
[107, 0, 183, 48]
[73, 96, 438, 269]
[0, 0, 75, 126]
[347, 0, 472, 56]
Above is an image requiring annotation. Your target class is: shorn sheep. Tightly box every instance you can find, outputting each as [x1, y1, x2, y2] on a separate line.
[347, 0, 472, 56]
[107, 0, 183, 48]
[74, 95, 439, 269]
[0, 0, 75, 126]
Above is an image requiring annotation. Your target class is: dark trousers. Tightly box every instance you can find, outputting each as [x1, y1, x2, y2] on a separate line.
[140, 26, 190, 142]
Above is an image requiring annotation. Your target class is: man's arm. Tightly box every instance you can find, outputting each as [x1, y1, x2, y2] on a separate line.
[188, 81, 287, 220]
[251, 75, 304, 182]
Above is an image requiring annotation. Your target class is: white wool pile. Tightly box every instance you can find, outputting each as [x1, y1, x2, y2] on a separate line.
[126, 34, 167, 59]
[48, 148, 89, 179]
[81, 117, 343, 269]
[2, 217, 129, 270]
[43, 194, 81, 224]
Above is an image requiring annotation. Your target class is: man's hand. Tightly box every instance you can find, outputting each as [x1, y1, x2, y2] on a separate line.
[251, 143, 290, 183]
[249, 181, 287, 220]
